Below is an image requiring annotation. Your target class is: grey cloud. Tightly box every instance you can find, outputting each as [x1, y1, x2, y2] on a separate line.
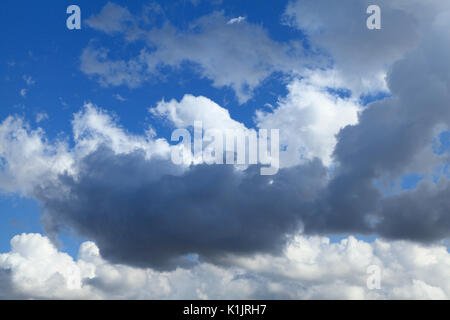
[80, 46, 148, 88]
[283, 0, 450, 93]
[378, 180, 450, 242]
[38, 4, 450, 270]
[85, 2, 134, 35]
[4, 1, 449, 272]
[83, 6, 315, 103]
[0, 269, 20, 299]
[302, 20, 450, 240]
[36, 146, 327, 270]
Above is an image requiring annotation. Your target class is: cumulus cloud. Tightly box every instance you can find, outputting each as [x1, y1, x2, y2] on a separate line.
[0, 103, 174, 195]
[1, 99, 323, 270]
[1, 0, 450, 299]
[36, 152, 327, 270]
[0, 116, 72, 194]
[1, 65, 450, 271]
[0, 233, 449, 299]
[303, 14, 450, 240]
[283, 0, 450, 95]
[150, 94, 248, 133]
[256, 79, 360, 167]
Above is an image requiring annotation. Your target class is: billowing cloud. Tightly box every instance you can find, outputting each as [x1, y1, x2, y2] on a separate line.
[0, 116, 72, 194]
[303, 15, 450, 240]
[256, 79, 360, 167]
[283, 0, 450, 94]
[150, 94, 248, 132]
[1, 0, 450, 300]
[0, 233, 449, 299]
[36, 150, 327, 270]
[3, 47, 450, 269]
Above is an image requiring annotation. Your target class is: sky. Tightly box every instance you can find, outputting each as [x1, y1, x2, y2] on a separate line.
[0, 0, 449, 299]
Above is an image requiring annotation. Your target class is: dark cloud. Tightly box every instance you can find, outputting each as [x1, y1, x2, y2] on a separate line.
[303, 22, 450, 240]
[35, 26, 450, 270]
[36, 146, 327, 270]
[27, 2, 450, 271]
[377, 180, 450, 241]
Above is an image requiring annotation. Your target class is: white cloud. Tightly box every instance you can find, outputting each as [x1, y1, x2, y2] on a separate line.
[150, 94, 259, 166]
[0, 233, 448, 299]
[256, 78, 360, 167]
[71, 103, 172, 160]
[151, 94, 247, 132]
[0, 103, 175, 196]
[0, 116, 72, 194]
[113, 94, 127, 102]
[227, 16, 246, 25]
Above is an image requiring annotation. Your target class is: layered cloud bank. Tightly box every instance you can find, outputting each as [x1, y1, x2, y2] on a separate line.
[1, 0, 450, 299]
[1, 233, 449, 299]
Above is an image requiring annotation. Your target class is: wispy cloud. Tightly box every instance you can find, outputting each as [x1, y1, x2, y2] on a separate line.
[227, 16, 246, 24]
[113, 93, 127, 102]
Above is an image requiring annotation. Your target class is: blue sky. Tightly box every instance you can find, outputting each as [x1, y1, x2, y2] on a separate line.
[0, 0, 450, 299]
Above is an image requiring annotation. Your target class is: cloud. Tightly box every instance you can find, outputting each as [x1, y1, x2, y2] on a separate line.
[35, 112, 49, 123]
[227, 16, 246, 25]
[0, 100, 324, 270]
[113, 94, 127, 102]
[302, 14, 450, 241]
[1, 66, 450, 271]
[83, 7, 313, 103]
[0, 104, 173, 195]
[0, 233, 449, 299]
[2, 1, 450, 279]
[80, 46, 148, 88]
[283, 0, 450, 94]
[36, 151, 327, 270]
[85, 2, 134, 35]
[256, 79, 360, 167]
[150, 94, 248, 132]
[0, 116, 72, 194]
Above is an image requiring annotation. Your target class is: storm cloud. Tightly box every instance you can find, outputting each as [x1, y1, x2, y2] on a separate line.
[304, 18, 450, 240]
[36, 147, 327, 270]
[1, 1, 450, 273]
